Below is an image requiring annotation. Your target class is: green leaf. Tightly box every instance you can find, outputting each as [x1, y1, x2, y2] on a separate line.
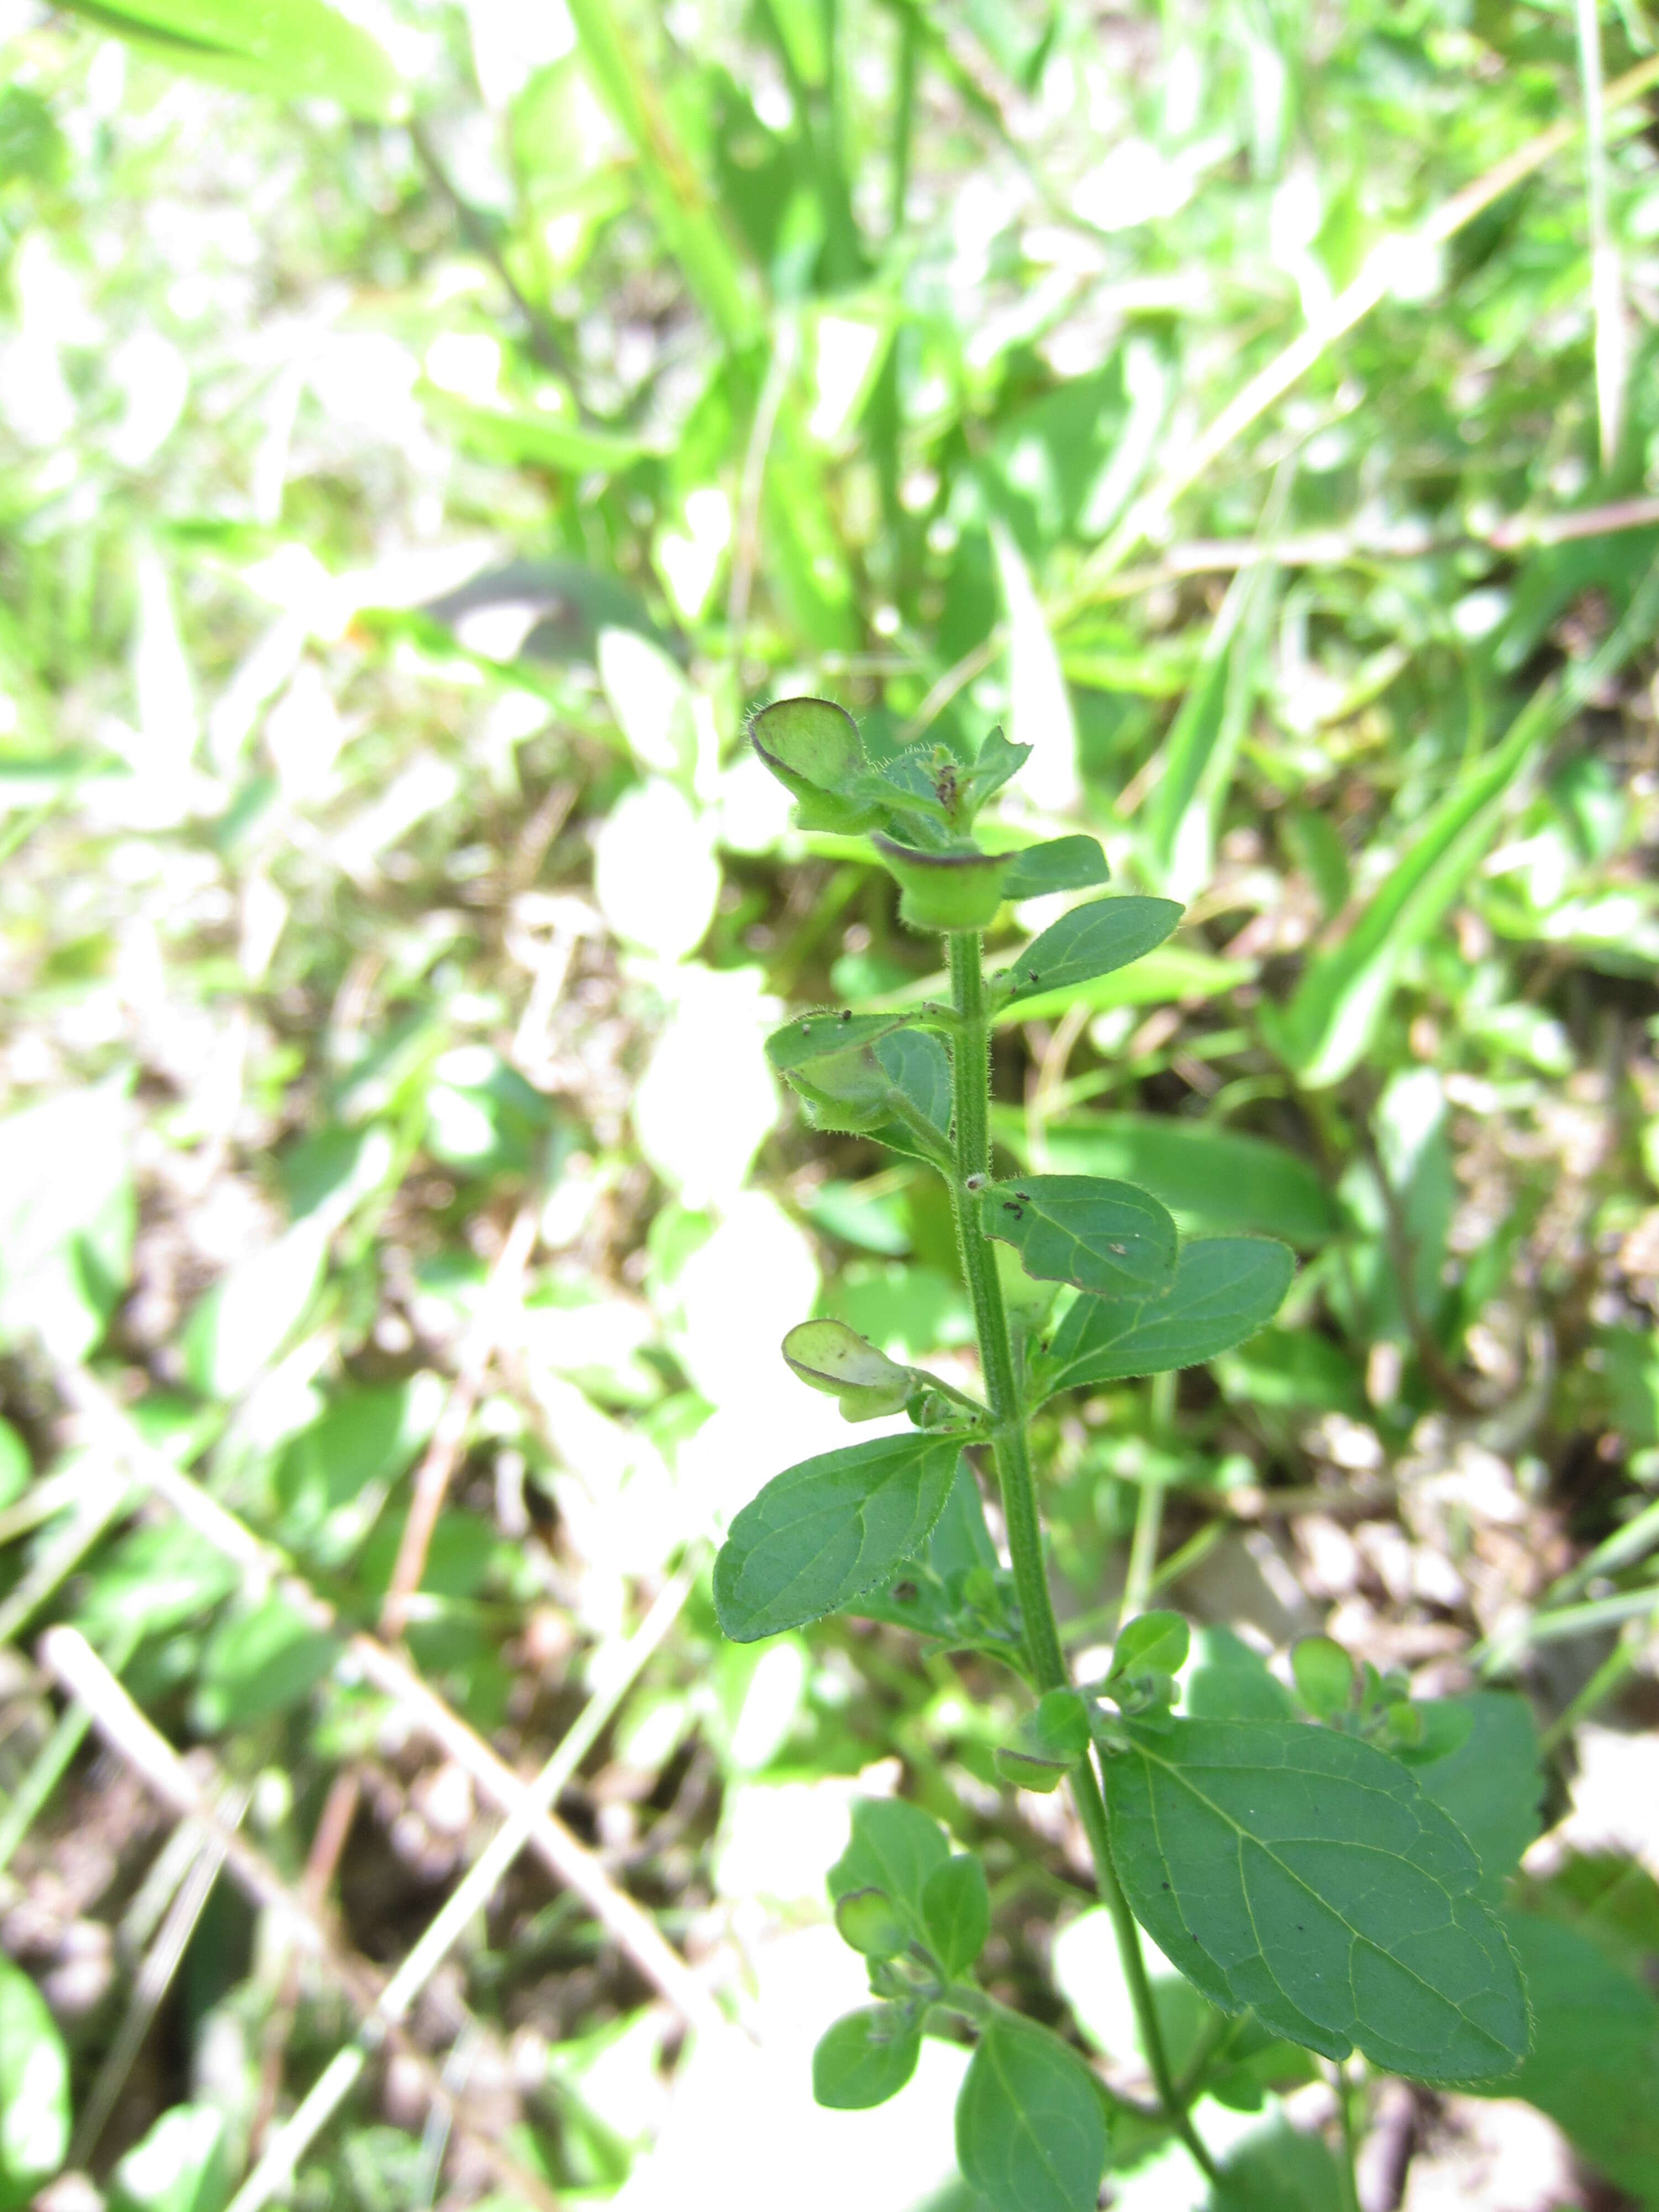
[75, 1524, 239, 1641]
[993, 945, 1252, 1028]
[0, 1957, 68, 2211]
[954, 2017, 1109, 2212]
[1181, 1626, 1296, 1721]
[0, 1081, 133, 1363]
[564, 0, 758, 345]
[962, 726, 1032, 815]
[1411, 1693, 1543, 1902]
[1030, 1238, 1295, 1401]
[995, 1747, 1068, 1793]
[992, 520, 1079, 814]
[1467, 1911, 1659, 2196]
[997, 897, 1183, 1008]
[1140, 541, 1278, 901]
[922, 1854, 991, 1975]
[108, 2106, 229, 2212]
[781, 1319, 914, 1420]
[1031, 1119, 1335, 1250]
[713, 1433, 962, 1641]
[418, 389, 648, 478]
[765, 1009, 924, 1133]
[868, 1028, 953, 1163]
[1265, 687, 1561, 1089]
[1000, 836, 1109, 901]
[1290, 1637, 1354, 1722]
[181, 1218, 329, 1400]
[56, 0, 400, 117]
[194, 1598, 341, 1730]
[0, 1422, 25, 1513]
[829, 1797, 951, 1927]
[812, 2008, 921, 2110]
[1111, 1611, 1190, 1682]
[1105, 1718, 1529, 2080]
[978, 1176, 1178, 1298]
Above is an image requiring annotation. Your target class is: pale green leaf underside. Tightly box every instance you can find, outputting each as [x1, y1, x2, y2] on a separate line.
[980, 1176, 1177, 1297]
[713, 1434, 961, 1641]
[999, 895, 1183, 1006]
[1105, 1718, 1528, 2082]
[954, 2019, 1109, 2212]
[1031, 1237, 1294, 1399]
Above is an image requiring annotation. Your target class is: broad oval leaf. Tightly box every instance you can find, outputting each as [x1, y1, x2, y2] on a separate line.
[954, 2018, 1109, 2212]
[714, 1433, 962, 1641]
[1465, 1911, 1659, 2191]
[1104, 1717, 1530, 2082]
[1000, 836, 1109, 901]
[1411, 1693, 1543, 1903]
[812, 2007, 921, 2110]
[979, 1176, 1177, 1297]
[998, 895, 1182, 1007]
[1031, 1237, 1293, 1401]
[922, 1853, 992, 1976]
[0, 1954, 69, 2205]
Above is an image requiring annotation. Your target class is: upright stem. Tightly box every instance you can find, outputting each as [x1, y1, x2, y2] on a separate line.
[943, 933, 1218, 2182]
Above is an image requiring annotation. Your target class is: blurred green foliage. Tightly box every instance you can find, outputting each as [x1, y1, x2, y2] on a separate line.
[1, 0, 1659, 2204]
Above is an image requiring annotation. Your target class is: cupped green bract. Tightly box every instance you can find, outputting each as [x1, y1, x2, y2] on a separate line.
[830, 1796, 952, 1923]
[1027, 1236, 1293, 1401]
[1103, 1716, 1530, 2081]
[998, 895, 1183, 1006]
[954, 2017, 1109, 2212]
[714, 1433, 962, 1641]
[765, 1007, 915, 1130]
[874, 834, 1010, 932]
[750, 696, 879, 832]
[782, 1318, 915, 1421]
[813, 2008, 921, 2109]
[978, 1176, 1178, 1297]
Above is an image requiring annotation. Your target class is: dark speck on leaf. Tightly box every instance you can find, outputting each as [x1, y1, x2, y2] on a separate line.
[1003, 1202, 1024, 1218]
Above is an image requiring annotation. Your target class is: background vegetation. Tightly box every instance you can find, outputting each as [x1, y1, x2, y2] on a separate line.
[2, 0, 1659, 2205]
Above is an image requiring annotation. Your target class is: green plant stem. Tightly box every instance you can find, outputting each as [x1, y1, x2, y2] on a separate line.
[943, 931, 1218, 2183]
[1334, 2059, 1363, 2212]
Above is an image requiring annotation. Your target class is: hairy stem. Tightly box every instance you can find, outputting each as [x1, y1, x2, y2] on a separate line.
[943, 932, 1218, 2181]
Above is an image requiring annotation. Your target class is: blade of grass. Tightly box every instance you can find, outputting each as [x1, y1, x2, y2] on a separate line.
[1267, 544, 1659, 1086]
[1575, 0, 1628, 469]
[564, 0, 758, 346]
[1068, 53, 1659, 602]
